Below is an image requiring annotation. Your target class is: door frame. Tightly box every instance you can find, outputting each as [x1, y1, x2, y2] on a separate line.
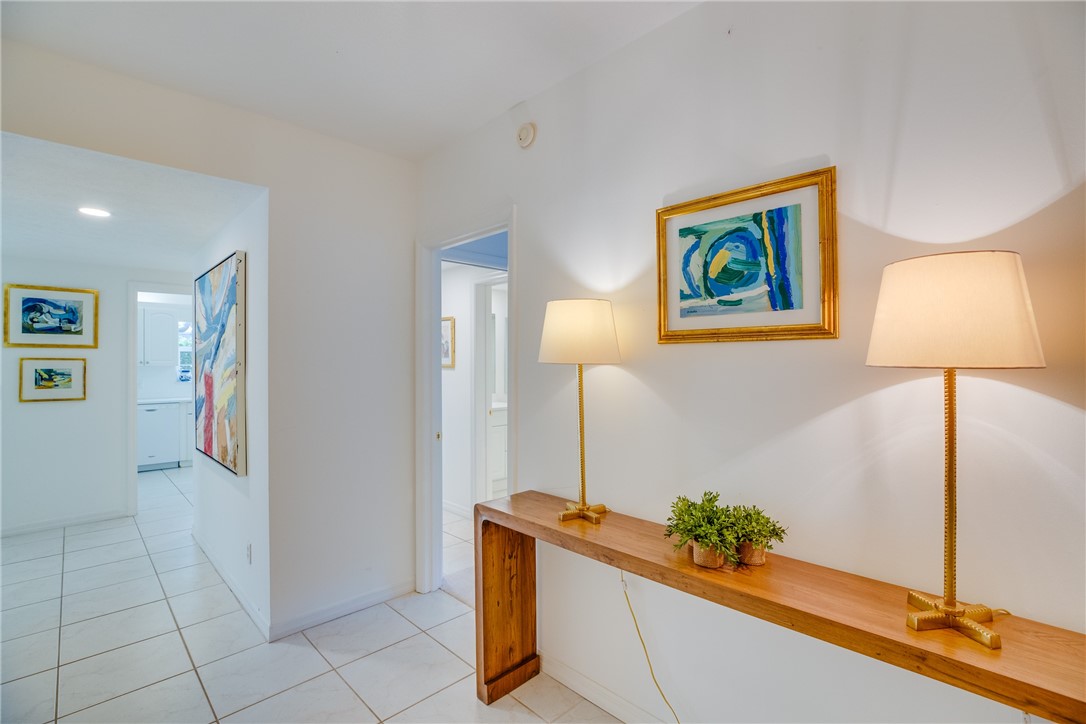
[473, 274, 509, 506]
[414, 207, 517, 593]
[127, 281, 192, 515]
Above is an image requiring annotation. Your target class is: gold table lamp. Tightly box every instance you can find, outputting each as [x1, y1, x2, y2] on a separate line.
[867, 250, 1045, 649]
[539, 299, 621, 524]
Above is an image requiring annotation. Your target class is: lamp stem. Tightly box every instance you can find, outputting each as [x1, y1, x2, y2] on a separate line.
[577, 363, 587, 508]
[944, 368, 958, 612]
[905, 367, 1000, 647]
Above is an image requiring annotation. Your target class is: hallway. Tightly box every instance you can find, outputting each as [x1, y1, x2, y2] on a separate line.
[1, 473, 617, 722]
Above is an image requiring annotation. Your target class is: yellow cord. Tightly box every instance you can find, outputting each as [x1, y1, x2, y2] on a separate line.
[620, 570, 680, 724]
[993, 608, 1012, 617]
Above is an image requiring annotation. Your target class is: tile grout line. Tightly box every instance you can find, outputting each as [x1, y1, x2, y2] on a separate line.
[299, 628, 383, 723]
[46, 473, 209, 723]
[134, 480, 222, 724]
[52, 522, 66, 723]
[381, 671, 476, 722]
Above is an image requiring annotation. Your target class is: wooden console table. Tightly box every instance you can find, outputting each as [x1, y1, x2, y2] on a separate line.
[473, 490, 1086, 723]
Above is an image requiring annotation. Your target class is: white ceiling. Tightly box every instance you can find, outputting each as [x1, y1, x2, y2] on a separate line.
[1, 1, 697, 160]
[1, 1, 694, 269]
[1, 133, 267, 270]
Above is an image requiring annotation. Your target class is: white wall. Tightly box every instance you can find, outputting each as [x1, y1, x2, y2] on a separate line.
[441, 263, 489, 515]
[420, 3, 1085, 722]
[190, 193, 272, 634]
[2, 40, 418, 637]
[1, 257, 188, 533]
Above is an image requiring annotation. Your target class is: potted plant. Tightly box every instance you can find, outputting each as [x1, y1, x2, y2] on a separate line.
[664, 491, 739, 569]
[730, 504, 787, 565]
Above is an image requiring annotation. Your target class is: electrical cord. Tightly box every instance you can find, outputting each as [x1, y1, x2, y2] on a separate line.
[620, 570, 680, 724]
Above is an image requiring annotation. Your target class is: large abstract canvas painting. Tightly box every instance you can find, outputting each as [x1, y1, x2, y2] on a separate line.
[4, 284, 99, 348]
[657, 167, 838, 343]
[194, 251, 247, 475]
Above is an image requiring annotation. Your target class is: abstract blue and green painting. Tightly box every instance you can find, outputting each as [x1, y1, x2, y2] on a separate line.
[678, 203, 803, 317]
[34, 367, 73, 389]
[21, 297, 83, 335]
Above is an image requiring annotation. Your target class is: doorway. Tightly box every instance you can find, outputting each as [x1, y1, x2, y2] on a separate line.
[436, 230, 509, 603]
[130, 284, 195, 516]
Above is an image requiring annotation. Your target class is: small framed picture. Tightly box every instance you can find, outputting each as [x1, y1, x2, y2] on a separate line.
[441, 317, 456, 369]
[4, 284, 99, 348]
[657, 167, 838, 343]
[19, 358, 87, 402]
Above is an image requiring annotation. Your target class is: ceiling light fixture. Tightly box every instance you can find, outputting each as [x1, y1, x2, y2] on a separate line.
[78, 207, 111, 218]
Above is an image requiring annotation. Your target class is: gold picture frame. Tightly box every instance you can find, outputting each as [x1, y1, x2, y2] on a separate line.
[657, 166, 838, 343]
[441, 316, 456, 369]
[4, 284, 99, 348]
[19, 357, 87, 402]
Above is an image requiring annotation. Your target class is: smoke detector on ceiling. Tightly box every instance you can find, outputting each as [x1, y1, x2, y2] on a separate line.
[516, 122, 536, 149]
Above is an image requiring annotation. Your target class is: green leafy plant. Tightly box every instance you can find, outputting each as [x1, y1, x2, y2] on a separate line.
[730, 504, 787, 550]
[664, 491, 740, 566]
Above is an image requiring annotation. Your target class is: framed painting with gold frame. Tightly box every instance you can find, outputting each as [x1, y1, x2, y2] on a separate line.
[657, 166, 838, 343]
[4, 284, 99, 348]
[441, 316, 456, 369]
[19, 357, 87, 402]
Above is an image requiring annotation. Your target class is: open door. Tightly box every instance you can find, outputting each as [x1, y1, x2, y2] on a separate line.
[479, 280, 508, 501]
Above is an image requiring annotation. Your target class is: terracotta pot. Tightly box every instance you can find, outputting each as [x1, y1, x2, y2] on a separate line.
[738, 542, 766, 566]
[691, 541, 727, 568]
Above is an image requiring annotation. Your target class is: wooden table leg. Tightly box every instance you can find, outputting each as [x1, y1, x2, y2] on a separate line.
[475, 515, 540, 704]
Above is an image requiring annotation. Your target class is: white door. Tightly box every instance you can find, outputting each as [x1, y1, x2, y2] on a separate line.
[481, 282, 508, 501]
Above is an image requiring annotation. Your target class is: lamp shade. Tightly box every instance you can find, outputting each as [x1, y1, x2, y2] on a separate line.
[539, 299, 621, 365]
[867, 251, 1044, 369]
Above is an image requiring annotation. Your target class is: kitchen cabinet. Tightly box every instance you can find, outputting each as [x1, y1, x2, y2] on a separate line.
[486, 406, 508, 499]
[137, 402, 180, 470]
[137, 303, 182, 367]
[179, 401, 194, 466]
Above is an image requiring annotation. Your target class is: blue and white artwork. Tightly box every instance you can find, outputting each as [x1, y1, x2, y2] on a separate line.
[678, 203, 803, 317]
[5, 285, 98, 348]
[21, 296, 84, 335]
[194, 252, 246, 475]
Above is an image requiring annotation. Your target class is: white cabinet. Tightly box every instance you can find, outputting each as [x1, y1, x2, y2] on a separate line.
[138, 304, 181, 367]
[179, 401, 194, 466]
[486, 407, 508, 499]
[137, 402, 180, 470]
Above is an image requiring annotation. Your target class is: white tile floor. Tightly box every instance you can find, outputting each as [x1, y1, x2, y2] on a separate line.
[0, 472, 620, 723]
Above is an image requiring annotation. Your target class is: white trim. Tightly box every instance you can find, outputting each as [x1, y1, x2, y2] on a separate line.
[541, 655, 664, 724]
[415, 241, 443, 593]
[266, 580, 415, 641]
[0, 509, 130, 538]
[473, 273, 509, 506]
[415, 207, 517, 595]
[193, 526, 271, 639]
[442, 500, 472, 520]
[128, 280, 191, 519]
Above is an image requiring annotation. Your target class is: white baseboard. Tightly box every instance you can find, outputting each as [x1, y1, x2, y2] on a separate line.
[1, 509, 130, 538]
[192, 528, 271, 639]
[443, 500, 472, 519]
[542, 656, 663, 724]
[267, 580, 416, 641]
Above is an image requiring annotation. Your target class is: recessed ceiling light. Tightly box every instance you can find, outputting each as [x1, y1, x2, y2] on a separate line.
[78, 207, 111, 218]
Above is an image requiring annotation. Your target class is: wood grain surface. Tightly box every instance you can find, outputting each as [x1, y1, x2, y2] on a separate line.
[475, 491, 1086, 723]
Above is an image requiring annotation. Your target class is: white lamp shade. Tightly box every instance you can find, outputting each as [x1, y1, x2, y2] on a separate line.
[539, 299, 621, 365]
[867, 251, 1045, 369]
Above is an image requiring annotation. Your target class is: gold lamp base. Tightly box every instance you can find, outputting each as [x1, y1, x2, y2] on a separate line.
[558, 502, 608, 524]
[907, 590, 1002, 649]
